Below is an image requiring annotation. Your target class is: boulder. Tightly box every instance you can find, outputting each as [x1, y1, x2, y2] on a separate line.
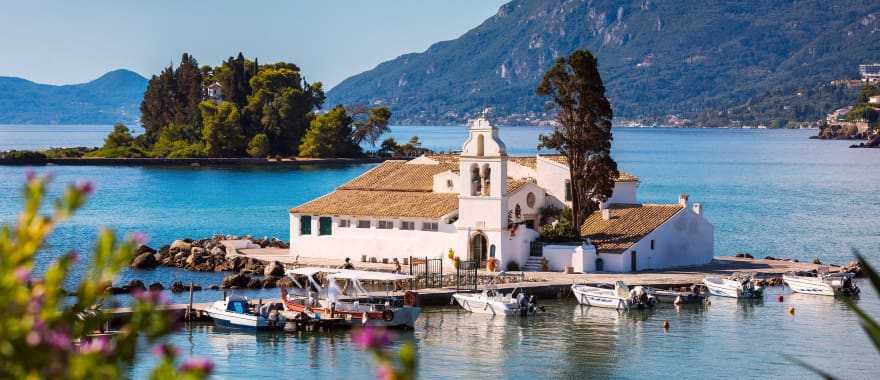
[170, 239, 192, 251]
[127, 280, 146, 292]
[208, 285, 220, 290]
[241, 258, 265, 275]
[131, 252, 158, 269]
[148, 282, 164, 291]
[135, 245, 157, 256]
[246, 278, 264, 289]
[108, 286, 128, 295]
[170, 281, 185, 293]
[735, 252, 754, 259]
[812, 257, 822, 265]
[210, 246, 224, 256]
[764, 256, 777, 260]
[221, 273, 251, 289]
[264, 261, 285, 277]
[262, 277, 279, 288]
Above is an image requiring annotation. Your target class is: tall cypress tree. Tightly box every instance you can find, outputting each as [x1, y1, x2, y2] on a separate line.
[537, 50, 618, 236]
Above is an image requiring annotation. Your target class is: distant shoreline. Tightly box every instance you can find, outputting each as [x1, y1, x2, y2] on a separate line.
[0, 157, 387, 167]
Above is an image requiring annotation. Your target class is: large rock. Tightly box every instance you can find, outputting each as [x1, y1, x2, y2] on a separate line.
[127, 280, 146, 292]
[170, 239, 192, 251]
[131, 252, 158, 269]
[221, 273, 251, 289]
[136, 245, 157, 256]
[264, 261, 285, 277]
[246, 278, 264, 289]
[148, 282, 164, 291]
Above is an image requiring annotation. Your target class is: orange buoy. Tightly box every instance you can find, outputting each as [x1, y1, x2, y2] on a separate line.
[663, 320, 670, 330]
[777, 295, 784, 302]
[789, 307, 795, 315]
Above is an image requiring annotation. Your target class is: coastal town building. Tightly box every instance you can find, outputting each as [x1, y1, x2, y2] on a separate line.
[288, 116, 714, 273]
[860, 63, 880, 82]
[206, 82, 223, 102]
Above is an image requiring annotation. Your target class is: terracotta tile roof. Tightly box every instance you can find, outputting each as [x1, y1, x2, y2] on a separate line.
[423, 154, 460, 170]
[340, 160, 451, 192]
[507, 178, 535, 194]
[580, 204, 683, 253]
[509, 156, 537, 169]
[290, 190, 459, 218]
[539, 155, 639, 182]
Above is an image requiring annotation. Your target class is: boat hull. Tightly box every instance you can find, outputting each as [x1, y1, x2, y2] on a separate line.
[205, 307, 271, 330]
[784, 275, 859, 296]
[283, 301, 420, 329]
[703, 278, 762, 299]
[452, 294, 521, 316]
[570, 285, 653, 310]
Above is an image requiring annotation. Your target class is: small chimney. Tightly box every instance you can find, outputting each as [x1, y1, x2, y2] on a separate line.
[678, 193, 689, 207]
[692, 203, 703, 215]
[601, 208, 611, 221]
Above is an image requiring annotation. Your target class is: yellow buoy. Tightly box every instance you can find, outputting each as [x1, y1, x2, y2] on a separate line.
[663, 320, 670, 330]
[789, 307, 795, 315]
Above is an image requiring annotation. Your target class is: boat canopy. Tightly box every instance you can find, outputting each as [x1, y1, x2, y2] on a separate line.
[285, 267, 341, 277]
[328, 269, 413, 282]
[284, 267, 413, 282]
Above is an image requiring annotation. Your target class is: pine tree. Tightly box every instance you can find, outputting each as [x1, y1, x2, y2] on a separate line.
[201, 101, 246, 157]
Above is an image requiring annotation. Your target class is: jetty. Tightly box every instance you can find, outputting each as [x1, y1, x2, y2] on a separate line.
[107, 254, 842, 325]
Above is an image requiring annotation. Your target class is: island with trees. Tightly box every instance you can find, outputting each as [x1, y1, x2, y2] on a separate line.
[0, 52, 433, 163]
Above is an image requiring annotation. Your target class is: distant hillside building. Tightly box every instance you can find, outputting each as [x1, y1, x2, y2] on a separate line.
[860, 64, 880, 82]
[206, 82, 223, 102]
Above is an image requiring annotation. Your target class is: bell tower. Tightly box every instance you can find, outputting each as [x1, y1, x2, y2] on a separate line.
[456, 110, 509, 265]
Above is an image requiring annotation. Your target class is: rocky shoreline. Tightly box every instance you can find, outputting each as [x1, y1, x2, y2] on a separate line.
[116, 234, 292, 294]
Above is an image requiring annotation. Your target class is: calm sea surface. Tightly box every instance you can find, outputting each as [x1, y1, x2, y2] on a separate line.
[1, 124, 878, 379]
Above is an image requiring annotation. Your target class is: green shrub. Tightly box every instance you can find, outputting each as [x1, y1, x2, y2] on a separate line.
[166, 142, 206, 158]
[247, 133, 270, 157]
[0, 150, 47, 160]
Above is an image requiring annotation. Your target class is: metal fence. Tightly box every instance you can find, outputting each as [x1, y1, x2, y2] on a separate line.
[409, 256, 443, 290]
[455, 260, 479, 291]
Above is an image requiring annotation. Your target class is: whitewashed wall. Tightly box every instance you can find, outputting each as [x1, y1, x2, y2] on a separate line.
[289, 214, 456, 262]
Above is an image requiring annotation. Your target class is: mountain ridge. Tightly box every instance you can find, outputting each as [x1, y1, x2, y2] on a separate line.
[0, 69, 147, 125]
[327, 0, 880, 126]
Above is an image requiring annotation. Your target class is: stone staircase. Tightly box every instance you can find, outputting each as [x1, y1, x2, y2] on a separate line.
[523, 256, 545, 272]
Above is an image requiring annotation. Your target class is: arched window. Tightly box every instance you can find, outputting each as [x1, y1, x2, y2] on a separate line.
[526, 192, 536, 208]
[514, 204, 522, 220]
[481, 165, 491, 196]
[471, 165, 481, 196]
[476, 134, 485, 157]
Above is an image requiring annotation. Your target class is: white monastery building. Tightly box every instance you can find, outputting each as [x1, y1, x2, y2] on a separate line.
[289, 116, 714, 273]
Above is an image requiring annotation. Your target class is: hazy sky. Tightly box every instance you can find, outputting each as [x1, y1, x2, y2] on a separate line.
[0, 0, 507, 88]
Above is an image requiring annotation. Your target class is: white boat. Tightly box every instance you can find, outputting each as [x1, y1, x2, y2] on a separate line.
[281, 267, 421, 329]
[649, 287, 707, 305]
[703, 275, 763, 298]
[571, 281, 657, 310]
[205, 295, 280, 330]
[451, 289, 538, 316]
[783, 270, 860, 296]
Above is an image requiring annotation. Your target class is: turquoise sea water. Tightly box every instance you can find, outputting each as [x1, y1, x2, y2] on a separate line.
[1, 125, 879, 378]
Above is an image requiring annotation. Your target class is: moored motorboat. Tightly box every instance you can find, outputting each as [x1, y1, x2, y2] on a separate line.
[650, 286, 707, 305]
[281, 267, 421, 329]
[783, 270, 860, 296]
[703, 275, 763, 299]
[451, 289, 538, 316]
[571, 281, 657, 310]
[205, 295, 282, 330]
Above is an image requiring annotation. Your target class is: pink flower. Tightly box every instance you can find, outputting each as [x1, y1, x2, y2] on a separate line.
[26, 331, 41, 346]
[179, 358, 214, 374]
[75, 180, 94, 196]
[45, 329, 71, 351]
[376, 363, 395, 380]
[353, 326, 394, 350]
[152, 343, 179, 359]
[79, 335, 113, 356]
[130, 232, 148, 246]
[14, 267, 30, 284]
